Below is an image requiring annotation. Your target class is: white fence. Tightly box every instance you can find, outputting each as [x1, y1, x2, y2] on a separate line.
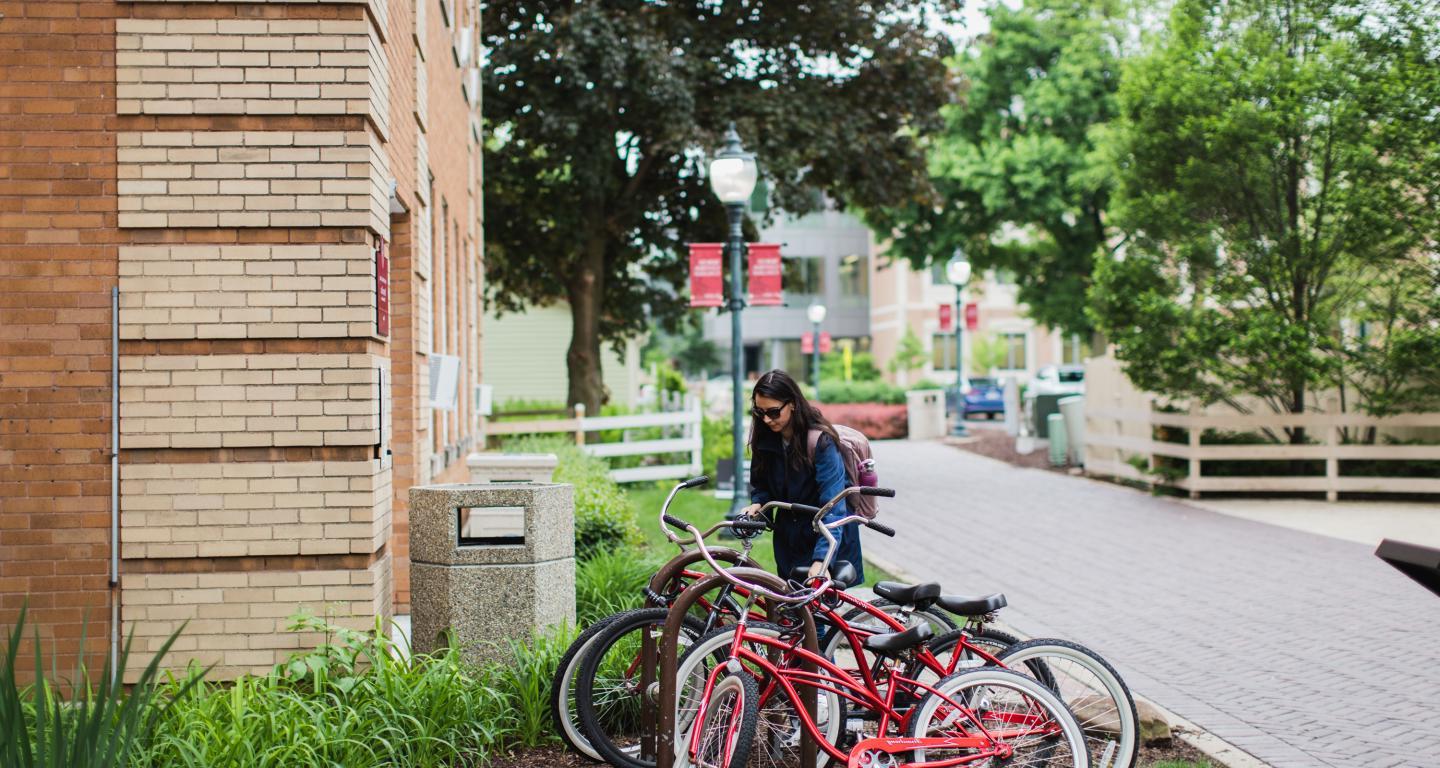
[1083, 353, 1440, 500]
[484, 396, 703, 484]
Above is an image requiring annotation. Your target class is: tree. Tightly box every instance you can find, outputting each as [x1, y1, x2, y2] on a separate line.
[870, 0, 1129, 336]
[641, 313, 721, 379]
[888, 327, 929, 383]
[482, 1, 964, 411]
[1089, 0, 1440, 442]
[969, 332, 1007, 376]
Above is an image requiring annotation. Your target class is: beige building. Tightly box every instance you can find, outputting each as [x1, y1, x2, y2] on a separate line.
[869, 257, 1086, 387]
[1, 0, 485, 680]
[482, 304, 643, 410]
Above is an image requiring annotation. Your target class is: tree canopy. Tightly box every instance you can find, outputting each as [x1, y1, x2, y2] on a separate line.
[869, 0, 1128, 336]
[1089, 0, 1440, 436]
[482, 0, 964, 410]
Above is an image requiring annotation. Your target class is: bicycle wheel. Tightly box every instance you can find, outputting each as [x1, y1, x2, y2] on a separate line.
[681, 670, 759, 768]
[574, 607, 707, 768]
[677, 623, 844, 768]
[906, 666, 1088, 768]
[997, 639, 1138, 768]
[551, 613, 623, 761]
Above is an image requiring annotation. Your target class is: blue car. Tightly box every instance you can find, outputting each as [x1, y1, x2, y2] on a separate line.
[961, 377, 1005, 419]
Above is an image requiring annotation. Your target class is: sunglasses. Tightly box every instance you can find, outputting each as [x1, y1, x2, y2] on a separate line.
[751, 403, 790, 421]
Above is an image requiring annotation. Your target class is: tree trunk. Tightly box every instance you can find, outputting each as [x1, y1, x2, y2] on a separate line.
[565, 239, 607, 414]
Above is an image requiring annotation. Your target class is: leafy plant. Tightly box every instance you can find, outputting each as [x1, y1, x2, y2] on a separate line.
[820, 351, 882, 383]
[2, 606, 200, 768]
[817, 380, 907, 405]
[888, 328, 929, 380]
[575, 548, 670, 627]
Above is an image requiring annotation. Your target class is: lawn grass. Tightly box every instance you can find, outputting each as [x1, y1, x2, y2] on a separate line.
[628, 486, 897, 587]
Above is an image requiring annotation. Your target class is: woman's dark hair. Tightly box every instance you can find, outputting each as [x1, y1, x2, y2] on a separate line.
[749, 369, 838, 471]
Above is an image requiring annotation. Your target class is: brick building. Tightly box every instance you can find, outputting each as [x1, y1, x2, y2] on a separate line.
[1, 0, 486, 679]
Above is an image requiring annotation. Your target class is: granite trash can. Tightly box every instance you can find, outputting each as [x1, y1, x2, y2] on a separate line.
[466, 451, 559, 483]
[408, 482, 575, 666]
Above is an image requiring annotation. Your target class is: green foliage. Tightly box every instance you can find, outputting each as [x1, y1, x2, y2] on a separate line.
[642, 314, 722, 378]
[871, 0, 1128, 335]
[501, 436, 642, 560]
[820, 351, 882, 383]
[483, 0, 963, 410]
[575, 548, 671, 627]
[968, 333, 1007, 377]
[818, 380, 907, 405]
[136, 613, 574, 767]
[888, 328, 929, 377]
[701, 415, 735, 482]
[1091, 0, 1440, 434]
[2, 606, 200, 768]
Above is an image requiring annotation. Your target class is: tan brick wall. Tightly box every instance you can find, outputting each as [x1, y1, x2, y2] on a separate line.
[115, 17, 390, 141]
[119, 353, 385, 449]
[119, 243, 378, 340]
[116, 129, 389, 235]
[121, 552, 392, 682]
[120, 460, 390, 559]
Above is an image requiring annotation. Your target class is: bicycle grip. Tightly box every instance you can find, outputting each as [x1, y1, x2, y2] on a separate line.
[729, 519, 769, 533]
[789, 503, 822, 516]
[864, 520, 897, 537]
[681, 475, 710, 489]
[860, 487, 896, 498]
[662, 513, 691, 531]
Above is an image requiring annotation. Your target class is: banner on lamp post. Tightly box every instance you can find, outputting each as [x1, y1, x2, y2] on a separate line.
[938, 303, 953, 332]
[746, 243, 783, 306]
[688, 243, 724, 308]
[965, 302, 980, 331]
[801, 332, 833, 355]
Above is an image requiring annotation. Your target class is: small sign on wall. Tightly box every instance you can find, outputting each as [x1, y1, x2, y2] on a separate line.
[376, 238, 390, 337]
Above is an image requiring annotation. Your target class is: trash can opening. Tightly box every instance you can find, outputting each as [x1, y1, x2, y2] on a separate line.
[457, 505, 526, 546]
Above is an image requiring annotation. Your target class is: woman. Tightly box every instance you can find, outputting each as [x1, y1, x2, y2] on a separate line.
[741, 369, 864, 583]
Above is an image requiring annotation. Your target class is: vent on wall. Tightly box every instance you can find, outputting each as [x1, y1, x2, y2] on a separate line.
[429, 354, 461, 411]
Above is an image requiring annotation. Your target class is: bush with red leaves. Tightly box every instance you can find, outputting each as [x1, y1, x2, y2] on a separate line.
[817, 403, 908, 440]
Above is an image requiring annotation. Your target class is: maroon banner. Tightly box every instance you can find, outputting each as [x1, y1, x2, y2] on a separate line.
[938, 303, 953, 332]
[965, 302, 979, 331]
[747, 243, 783, 306]
[801, 332, 813, 354]
[376, 238, 390, 337]
[819, 332, 832, 354]
[688, 243, 723, 308]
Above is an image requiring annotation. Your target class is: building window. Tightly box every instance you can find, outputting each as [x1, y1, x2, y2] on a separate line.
[931, 334, 956, 371]
[782, 255, 825, 298]
[837, 254, 867, 304]
[1061, 333, 1090, 365]
[1001, 332, 1027, 370]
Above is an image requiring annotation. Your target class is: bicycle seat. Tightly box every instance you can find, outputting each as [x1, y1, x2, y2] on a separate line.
[863, 622, 934, 655]
[872, 580, 942, 606]
[935, 593, 1007, 616]
[789, 560, 861, 590]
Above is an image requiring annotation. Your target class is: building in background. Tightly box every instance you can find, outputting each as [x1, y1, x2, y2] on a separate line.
[869, 257, 1084, 388]
[0, 0, 484, 679]
[702, 208, 875, 379]
[482, 304, 643, 410]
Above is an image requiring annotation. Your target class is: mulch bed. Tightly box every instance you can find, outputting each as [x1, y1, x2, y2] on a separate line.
[948, 423, 1063, 472]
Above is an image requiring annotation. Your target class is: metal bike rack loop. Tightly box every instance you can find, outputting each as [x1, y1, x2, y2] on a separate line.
[655, 568, 819, 768]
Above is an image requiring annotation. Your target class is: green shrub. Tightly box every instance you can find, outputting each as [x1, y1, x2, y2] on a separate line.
[575, 548, 670, 627]
[500, 436, 642, 560]
[701, 415, 736, 481]
[820, 350, 882, 382]
[817, 379, 906, 405]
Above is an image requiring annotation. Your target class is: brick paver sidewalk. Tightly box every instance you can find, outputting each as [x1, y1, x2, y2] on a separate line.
[864, 440, 1440, 768]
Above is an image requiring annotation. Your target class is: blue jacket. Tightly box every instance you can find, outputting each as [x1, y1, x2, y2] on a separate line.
[749, 429, 864, 583]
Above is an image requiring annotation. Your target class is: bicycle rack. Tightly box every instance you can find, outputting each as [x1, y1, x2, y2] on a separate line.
[639, 547, 761, 762]
[655, 568, 820, 768]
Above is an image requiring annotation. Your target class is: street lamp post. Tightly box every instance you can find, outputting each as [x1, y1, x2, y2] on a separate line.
[946, 251, 972, 437]
[807, 302, 827, 401]
[709, 124, 758, 518]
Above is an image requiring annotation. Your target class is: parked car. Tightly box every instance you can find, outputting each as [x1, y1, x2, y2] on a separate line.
[956, 376, 1006, 419]
[1028, 365, 1085, 396]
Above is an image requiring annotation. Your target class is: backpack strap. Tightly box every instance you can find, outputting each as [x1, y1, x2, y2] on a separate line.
[806, 428, 822, 463]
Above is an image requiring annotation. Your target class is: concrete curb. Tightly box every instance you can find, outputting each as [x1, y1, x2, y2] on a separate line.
[862, 551, 1273, 768]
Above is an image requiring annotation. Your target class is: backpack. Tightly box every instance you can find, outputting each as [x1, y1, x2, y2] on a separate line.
[806, 426, 880, 519]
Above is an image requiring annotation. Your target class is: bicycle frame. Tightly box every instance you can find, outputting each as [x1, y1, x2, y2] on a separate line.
[687, 621, 1059, 765]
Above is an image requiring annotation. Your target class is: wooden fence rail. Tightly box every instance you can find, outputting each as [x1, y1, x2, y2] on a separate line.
[484, 397, 703, 484]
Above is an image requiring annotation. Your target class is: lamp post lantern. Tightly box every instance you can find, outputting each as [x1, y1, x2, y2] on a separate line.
[946, 251, 972, 437]
[807, 302, 827, 401]
[709, 124, 758, 518]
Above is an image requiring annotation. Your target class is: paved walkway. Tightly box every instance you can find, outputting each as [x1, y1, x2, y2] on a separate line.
[864, 440, 1440, 768]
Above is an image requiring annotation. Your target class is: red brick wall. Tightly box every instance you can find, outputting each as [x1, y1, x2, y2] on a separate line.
[0, 0, 120, 673]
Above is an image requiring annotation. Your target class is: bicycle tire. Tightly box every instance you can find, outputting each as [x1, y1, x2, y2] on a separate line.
[574, 607, 708, 768]
[998, 638, 1139, 768]
[678, 669, 760, 768]
[551, 613, 623, 761]
[906, 666, 1088, 768]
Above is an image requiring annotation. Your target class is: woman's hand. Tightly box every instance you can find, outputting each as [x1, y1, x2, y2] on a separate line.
[807, 561, 826, 579]
[741, 503, 763, 518]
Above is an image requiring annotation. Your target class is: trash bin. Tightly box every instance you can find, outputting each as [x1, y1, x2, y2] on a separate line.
[1032, 394, 1066, 438]
[1058, 396, 1085, 466]
[466, 452, 559, 483]
[906, 389, 948, 440]
[408, 483, 575, 666]
[1047, 413, 1068, 466]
